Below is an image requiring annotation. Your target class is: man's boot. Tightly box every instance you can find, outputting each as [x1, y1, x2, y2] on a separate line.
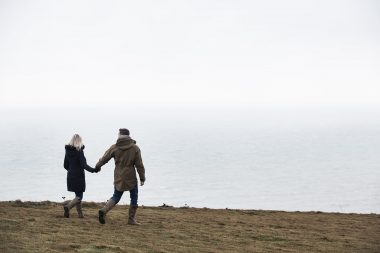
[98, 199, 116, 224]
[128, 205, 140, 225]
[63, 197, 81, 218]
[76, 201, 84, 218]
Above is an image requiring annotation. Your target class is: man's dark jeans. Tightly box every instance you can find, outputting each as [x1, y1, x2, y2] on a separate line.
[111, 184, 138, 205]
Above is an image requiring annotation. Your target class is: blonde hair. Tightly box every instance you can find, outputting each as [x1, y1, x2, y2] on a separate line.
[68, 134, 84, 151]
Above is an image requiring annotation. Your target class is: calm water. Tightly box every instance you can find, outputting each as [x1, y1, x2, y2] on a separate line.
[0, 106, 379, 214]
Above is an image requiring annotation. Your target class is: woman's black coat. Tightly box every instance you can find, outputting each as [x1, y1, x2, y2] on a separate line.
[64, 145, 95, 192]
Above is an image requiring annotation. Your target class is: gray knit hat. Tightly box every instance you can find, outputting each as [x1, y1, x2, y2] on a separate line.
[119, 128, 130, 135]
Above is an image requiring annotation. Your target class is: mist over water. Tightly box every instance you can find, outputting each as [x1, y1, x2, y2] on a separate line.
[0, 106, 379, 213]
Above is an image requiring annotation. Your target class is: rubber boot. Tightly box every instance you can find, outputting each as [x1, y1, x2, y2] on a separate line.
[63, 197, 81, 218]
[76, 201, 84, 218]
[128, 205, 140, 225]
[98, 199, 116, 224]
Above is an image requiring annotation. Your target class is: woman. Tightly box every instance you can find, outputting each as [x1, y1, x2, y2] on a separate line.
[63, 134, 96, 218]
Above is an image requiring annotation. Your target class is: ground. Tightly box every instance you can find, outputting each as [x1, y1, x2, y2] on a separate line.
[0, 201, 379, 252]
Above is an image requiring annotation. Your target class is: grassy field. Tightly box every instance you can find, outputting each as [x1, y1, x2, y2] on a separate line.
[0, 201, 379, 253]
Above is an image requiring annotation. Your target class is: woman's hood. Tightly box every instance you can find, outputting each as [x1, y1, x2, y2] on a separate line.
[65, 145, 85, 157]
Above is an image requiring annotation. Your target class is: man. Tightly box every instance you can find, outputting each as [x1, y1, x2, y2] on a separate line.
[95, 128, 146, 225]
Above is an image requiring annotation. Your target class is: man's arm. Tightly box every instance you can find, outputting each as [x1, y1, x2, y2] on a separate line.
[96, 145, 115, 169]
[134, 146, 146, 185]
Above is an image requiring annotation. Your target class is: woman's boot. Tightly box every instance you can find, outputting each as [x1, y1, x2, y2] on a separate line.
[128, 205, 140, 225]
[76, 201, 84, 218]
[63, 197, 81, 218]
[98, 199, 116, 224]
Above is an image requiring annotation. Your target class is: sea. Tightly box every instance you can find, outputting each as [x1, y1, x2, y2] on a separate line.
[0, 106, 379, 214]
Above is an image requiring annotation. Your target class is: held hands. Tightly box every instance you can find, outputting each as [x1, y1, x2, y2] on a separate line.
[93, 166, 101, 173]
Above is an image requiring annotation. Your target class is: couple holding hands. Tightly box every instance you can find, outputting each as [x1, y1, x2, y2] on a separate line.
[63, 128, 146, 225]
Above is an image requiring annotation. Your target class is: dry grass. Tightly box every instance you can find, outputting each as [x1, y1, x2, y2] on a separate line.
[0, 200, 379, 253]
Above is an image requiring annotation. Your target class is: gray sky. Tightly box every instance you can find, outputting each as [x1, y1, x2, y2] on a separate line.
[0, 0, 379, 107]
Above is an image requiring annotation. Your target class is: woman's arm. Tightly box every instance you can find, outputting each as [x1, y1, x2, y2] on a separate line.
[64, 153, 69, 170]
[79, 151, 95, 173]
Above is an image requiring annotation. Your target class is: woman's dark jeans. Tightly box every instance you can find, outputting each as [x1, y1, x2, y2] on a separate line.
[111, 184, 138, 205]
[75, 192, 83, 200]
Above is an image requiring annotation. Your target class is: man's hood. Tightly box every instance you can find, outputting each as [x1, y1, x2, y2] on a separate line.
[116, 136, 136, 150]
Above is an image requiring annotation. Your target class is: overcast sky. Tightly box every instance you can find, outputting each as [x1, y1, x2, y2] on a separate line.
[0, 0, 379, 108]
